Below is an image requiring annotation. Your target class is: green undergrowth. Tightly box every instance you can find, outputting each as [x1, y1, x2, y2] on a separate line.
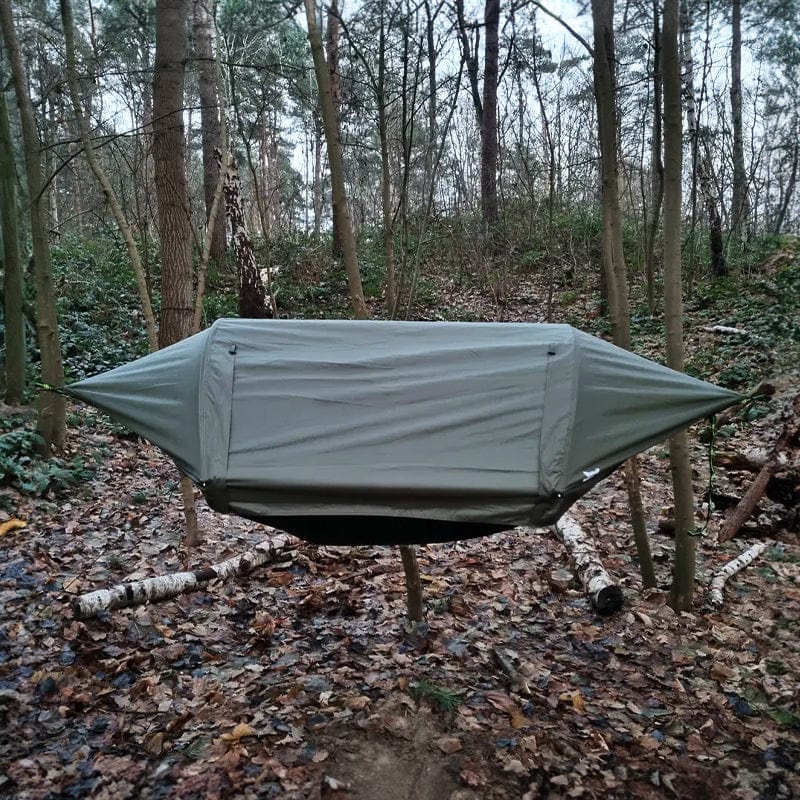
[0, 412, 99, 506]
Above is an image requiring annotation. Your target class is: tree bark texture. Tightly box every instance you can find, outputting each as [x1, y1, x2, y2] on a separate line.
[664, 0, 696, 612]
[152, 0, 199, 547]
[224, 162, 268, 318]
[194, 148, 228, 332]
[0, 0, 66, 450]
[644, 0, 664, 314]
[708, 541, 769, 607]
[153, 0, 194, 349]
[377, 6, 396, 311]
[73, 535, 292, 618]
[730, 0, 748, 240]
[325, 0, 345, 257]
[304, 0, 367, 319]
[0, 83, 25, 404]
[399, 543, 424, 622]
[590, 0, 655, 588]
[553, 515, 624, 615]
[591, 0, 630, 348]
[60, 0, 159, 353]
[480, 0, 499, 226]
[193, 0, 226, 266]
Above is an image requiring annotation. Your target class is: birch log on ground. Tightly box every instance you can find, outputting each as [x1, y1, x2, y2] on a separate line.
[701, 325, 754, 337]
[552, 515, 624, 615]
[708, 541, 770, 607]
[73, 535, 292, 619]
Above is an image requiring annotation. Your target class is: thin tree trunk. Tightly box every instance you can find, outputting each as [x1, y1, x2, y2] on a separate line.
[591, 0, 629, 346]
[377, 6, 396, 311]
[680, 0, 726, 277]
[591, 0, 656, 589]
[730, 0, 748, 241]
[480, 0, 499, 226]
[664, 0, 696, 612]
[194, 148, 228, 332]
[0, 83, 25, 404]
[644, 0, 664, 315]
[60, 0, 158, 353]
[193, 0, 226, 266]
[312, 109, 323, 240]
[304, 0, 367, 319]
[399, 543, 424, 622]
[153, 0, 199, 547]
[0, 0, 66, 452]
[772, 140, 798, 235]
[325, 0, 345, 257]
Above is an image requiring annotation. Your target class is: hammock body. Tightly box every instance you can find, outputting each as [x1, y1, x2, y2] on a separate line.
[65, 319, 739, 545]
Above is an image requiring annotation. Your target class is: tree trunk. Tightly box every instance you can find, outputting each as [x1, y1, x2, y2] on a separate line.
[644, 0, 664, 315]
[224, 162, 268, 318]
[153, 0, 194, 349]
[193, 0, 226, 266]
[153, 0, 198, 547]
[60, 0, 159, 353]
[0, 0, 66, 451]
[730, 0, 748, 241]
[312, 108, 323, 240]
[480, 0, 499, 226]
[304, 0, 367, 319]
[591, 0, 656, 590]
[0, 83, 25, 404]
[664, 0, 696, 612]
[591, 0, 629, 347]
[194, 148, 228, 332]
[377, 6, 396, 311]
[399, 543, 424, 622]
[772, 140, 798, 236]
[325, 0, 345, 257]
[680, 0, 726, 277]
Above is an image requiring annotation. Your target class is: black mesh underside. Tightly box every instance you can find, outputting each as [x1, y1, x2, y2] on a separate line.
[239, 514, 510, 546]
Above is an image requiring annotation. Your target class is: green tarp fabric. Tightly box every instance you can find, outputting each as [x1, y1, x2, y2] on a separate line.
[64, 319, 740, 545]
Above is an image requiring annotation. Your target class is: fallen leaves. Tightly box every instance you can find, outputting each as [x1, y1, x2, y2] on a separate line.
[0, 410, 799, 800]
[0, 518, 26, 536]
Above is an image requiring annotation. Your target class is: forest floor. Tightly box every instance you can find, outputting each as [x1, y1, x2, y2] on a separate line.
[1, 253, 800, 800]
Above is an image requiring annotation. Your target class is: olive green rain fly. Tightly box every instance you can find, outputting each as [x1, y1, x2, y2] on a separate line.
[64, 320, 740, 545]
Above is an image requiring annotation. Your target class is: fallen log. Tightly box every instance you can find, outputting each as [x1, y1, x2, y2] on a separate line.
[708, 541, 770, 607]
[552, 515, 624, 615]
[718, 397, 799, 543]
[73, 535, 292, 619]
[714, 448, 769, 472]
[702, 324, 754, 338]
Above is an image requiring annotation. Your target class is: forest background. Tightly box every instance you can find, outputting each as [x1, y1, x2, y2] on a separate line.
[0, 0, 799, 796]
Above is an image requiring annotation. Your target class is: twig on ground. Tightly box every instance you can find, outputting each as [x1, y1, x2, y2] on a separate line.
[492, 646, 532, 696]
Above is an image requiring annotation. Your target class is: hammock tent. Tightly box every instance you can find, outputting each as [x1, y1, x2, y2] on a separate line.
[64, 319, 740, 545]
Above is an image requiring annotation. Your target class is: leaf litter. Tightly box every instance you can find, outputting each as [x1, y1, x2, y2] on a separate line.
[2, 264, 800, 799]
